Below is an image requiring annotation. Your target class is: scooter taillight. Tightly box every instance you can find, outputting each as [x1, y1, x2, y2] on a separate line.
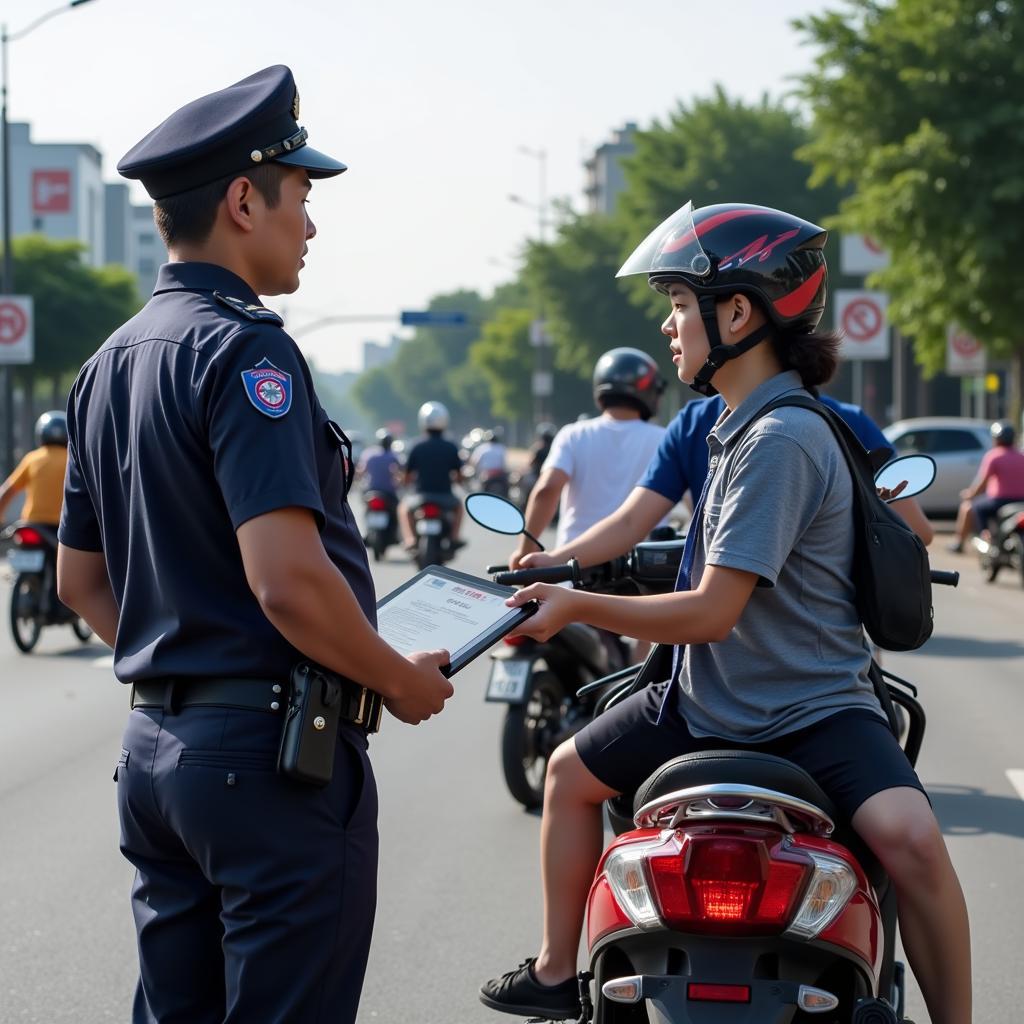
[593, 828, 831, 946]
[367, 497, 389, 511]
[13, 527, 45, 547]
[646, 832, 810, 933]
[419, 504, 442, 518]
[502, 635, 530, 647]
[1015, 512, 1024, 531]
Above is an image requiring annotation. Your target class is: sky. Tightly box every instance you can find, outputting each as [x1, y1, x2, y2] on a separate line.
[6, 0, 831, 372]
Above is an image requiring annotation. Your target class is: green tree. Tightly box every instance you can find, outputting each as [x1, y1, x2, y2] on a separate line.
[469, 308, 534, 421]
[11, 235, 141, 393]
[523, 206, 663, 379]
[796, 0, 1024, 385]
[351, 355, 417, 428]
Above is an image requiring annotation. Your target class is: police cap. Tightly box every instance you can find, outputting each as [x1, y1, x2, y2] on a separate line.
[117, 65, 346, 200]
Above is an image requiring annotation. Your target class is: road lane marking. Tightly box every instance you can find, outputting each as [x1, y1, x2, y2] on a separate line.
[1006, 770, 1024, 801]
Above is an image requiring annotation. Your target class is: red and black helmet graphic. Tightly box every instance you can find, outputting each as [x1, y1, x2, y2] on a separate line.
[619, 202, 828, 333]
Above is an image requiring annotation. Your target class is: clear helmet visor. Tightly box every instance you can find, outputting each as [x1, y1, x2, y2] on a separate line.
[616, 201, 713, 282]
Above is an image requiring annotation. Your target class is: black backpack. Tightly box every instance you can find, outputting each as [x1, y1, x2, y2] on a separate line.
[742, 394, 933, 652]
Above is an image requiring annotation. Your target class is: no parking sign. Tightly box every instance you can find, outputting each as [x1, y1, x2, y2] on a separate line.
[835, 289, 889, 360]
[0, 296, 33, 365]
[946, 326, 986, 376]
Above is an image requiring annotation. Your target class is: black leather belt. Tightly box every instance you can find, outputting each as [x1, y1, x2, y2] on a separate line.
[130, 675, 384, 733]
[131, 678, 286, 714]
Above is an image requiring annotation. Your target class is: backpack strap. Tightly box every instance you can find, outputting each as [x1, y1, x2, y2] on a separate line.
[731, 393, 903, 737]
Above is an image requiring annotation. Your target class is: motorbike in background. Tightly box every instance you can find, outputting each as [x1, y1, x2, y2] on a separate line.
[362, 490, 400, 562]
[408, 494, 458, 571]
[466, 493, 682, 809]
[973, 501, 1024, 587]
[2, 522, 92, 653]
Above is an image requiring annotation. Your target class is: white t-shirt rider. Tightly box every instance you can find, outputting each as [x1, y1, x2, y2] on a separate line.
[544, 413, 667, 549]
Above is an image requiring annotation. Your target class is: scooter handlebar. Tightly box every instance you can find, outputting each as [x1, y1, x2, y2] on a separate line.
[485, 564, 508, 574]
[930, 569, 959, 587]
[493, 561, 579, 587]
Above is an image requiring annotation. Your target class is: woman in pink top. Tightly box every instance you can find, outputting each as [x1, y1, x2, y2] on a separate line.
[949, 421, 1024, 551]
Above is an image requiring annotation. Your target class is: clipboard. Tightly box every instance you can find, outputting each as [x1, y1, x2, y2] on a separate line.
[376, 565, 539, 676]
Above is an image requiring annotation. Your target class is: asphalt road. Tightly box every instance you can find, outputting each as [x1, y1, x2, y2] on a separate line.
[0, 519, 1021, 1023]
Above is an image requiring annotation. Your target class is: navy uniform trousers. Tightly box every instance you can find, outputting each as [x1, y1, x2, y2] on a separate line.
[116, 703, 378, 1024]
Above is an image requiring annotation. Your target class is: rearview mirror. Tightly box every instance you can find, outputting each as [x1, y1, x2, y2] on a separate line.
[874, 454, 936, 502]
[464, 493, 545, 550]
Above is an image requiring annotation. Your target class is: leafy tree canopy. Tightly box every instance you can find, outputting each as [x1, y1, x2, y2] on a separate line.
[11, 235, 141, 381]
[796, 0, 1024, 371]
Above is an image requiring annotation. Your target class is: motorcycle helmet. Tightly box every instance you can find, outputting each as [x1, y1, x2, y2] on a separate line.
[35, 410, 68, 447]
[617, 201, 828, 396]
[535, 421, 556, 441]
[991, 421, 1015, 447]
[375, 428, 393, 450]
[592, 347, 666, 420]
[417, 401, 450, 432]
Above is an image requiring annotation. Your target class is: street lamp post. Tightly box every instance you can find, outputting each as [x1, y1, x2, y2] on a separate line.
[511, 145, 551, 426]
[1, 0, 96, 474]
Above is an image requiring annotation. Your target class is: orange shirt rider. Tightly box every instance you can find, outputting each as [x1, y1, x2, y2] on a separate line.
[0, 444, 68, 526]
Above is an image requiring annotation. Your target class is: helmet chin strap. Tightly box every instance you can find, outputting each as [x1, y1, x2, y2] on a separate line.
[688, 294, 774, 397]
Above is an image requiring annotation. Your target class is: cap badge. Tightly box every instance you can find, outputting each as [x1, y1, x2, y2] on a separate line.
[241, 358, 292, 419]
[292, 90, 300, 120]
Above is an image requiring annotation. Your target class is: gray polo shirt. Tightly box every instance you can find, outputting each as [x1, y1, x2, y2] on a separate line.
[677, 370, 883, 741]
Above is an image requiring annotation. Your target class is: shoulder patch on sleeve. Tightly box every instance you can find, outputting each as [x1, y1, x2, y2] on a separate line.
[241, 358, 292, 418]
[214, 291, 284, 326]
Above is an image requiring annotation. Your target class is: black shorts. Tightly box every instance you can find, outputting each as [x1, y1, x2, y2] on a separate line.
[575, 681, 924, 822]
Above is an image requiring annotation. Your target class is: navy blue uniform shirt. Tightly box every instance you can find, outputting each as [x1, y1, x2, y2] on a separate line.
[59, 262, 376, 684]
[638, 393, 891, 504]
[405, 435, 462, 494]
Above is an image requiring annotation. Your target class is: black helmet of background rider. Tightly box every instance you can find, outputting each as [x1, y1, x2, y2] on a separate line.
[592, 348, 667, 420]
[617, 201, 828, 396]
[375, 428, 394, 451]
[35, 410, 68, 448]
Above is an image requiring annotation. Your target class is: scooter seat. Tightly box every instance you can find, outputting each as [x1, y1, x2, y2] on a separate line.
[628, 750, 888, 891]
[633, 750, 839, 824]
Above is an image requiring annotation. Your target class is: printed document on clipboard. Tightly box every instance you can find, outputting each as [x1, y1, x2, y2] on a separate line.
[376, 565, 538, 676]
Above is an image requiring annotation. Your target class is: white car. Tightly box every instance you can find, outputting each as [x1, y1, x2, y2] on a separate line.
[883, 417, 992, 516]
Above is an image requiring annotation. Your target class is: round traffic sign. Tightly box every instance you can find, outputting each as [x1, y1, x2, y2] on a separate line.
[862, 235, 884, 255]
[0, 301, 28, 345]
[951, 331, 982, 358]
[842, 298, 883, 342]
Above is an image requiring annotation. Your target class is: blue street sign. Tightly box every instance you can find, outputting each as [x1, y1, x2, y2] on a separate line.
[400, 310, 468, 327]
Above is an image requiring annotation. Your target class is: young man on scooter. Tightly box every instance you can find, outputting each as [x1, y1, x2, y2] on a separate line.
[479, 202, 971, 1024]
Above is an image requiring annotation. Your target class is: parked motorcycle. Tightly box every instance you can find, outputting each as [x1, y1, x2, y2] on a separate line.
[362, 490, 400, 562]
[972, 501, 1024, 587]
[408, 494, 458, 571]
[2, 522, 92, 653]
[471, 456, 952, 1023]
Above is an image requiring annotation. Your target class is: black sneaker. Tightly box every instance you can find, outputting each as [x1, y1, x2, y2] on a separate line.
[479, 958, 581, 1020]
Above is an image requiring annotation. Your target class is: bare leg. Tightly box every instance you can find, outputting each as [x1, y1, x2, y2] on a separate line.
[398, 502, 415, 548]
[451, 502, 464, 542]
[532, 740, 618, 986]
[953, 500, 974, 546]
[853, 787, 971, 1024]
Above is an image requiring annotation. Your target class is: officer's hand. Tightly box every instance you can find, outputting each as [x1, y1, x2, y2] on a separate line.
[386, 649, 454, 725]
[504, 583, 579, 643]
[510, 549, 561, 571]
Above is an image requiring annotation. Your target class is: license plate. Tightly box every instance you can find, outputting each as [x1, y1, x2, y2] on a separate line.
[9, 550, 45, 573]
[366, 512, 389, 529]
[486, 659, 531, 702]
[416, 519, 443, 536]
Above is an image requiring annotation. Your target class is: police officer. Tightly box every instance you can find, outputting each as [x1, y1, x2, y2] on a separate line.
[56, 66, 453, 1024]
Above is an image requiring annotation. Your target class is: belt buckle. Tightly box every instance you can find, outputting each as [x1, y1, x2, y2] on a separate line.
[351, 685, 383, 733]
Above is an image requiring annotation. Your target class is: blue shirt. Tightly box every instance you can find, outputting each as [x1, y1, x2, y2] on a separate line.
[59, 262, 376, 684]
[358, 447, 401, 494]
[639, 393, 891, 503]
